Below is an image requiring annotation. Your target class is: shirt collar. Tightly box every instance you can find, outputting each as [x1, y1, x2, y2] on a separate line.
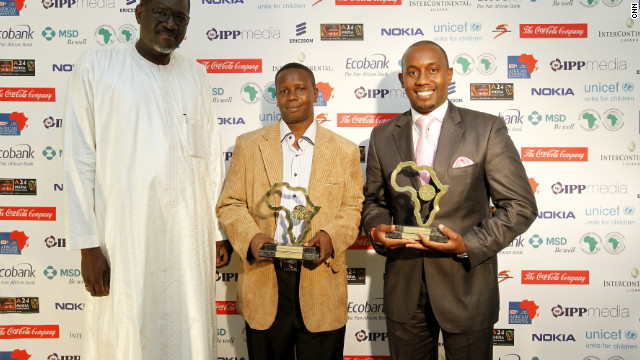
[411, 100, 449, 125]
[280, 120, 317, 145]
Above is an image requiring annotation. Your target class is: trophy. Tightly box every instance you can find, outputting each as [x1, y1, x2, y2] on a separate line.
[386, 161, 449, 243]
[258, 182, 321, 261]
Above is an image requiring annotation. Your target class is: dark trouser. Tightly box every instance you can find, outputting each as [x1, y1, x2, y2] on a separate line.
[386, 276, 493, 360]
[245, 265, 345, 360]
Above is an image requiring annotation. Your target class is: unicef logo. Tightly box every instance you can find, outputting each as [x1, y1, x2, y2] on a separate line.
[551, 182, 564, 194]
[622, 82, 634, 92]
[42, 26, 56, 41]
[529, 234, 543, 248]
[623, 206, 635, 216]
[550, 58, 562, 72]
[625, 330, 637, 340]
[354, 330, 368, 342]
[470, 22, 482, 32]
[354, 86, 367, 99]
[528, 111, 542, 125]
[43, 265, 57, 279]
[551, 304, 564, 317]
[206, 28, 218, 40]
[42, 0, 54, 8]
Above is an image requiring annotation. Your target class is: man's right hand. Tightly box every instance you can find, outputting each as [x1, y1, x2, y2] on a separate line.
[372, 224, 416, 249]
[249, 233, 277, 262]
[81, 247, 110, 297]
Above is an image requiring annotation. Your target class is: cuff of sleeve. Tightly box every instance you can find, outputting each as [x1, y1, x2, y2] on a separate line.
[370, 227, 381, 245]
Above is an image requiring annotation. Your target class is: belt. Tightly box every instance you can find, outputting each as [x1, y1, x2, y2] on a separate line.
[275, 259, 300, 272]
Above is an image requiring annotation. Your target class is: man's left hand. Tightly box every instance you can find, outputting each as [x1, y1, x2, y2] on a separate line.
[216, 240, 234, 268]
[304, 231, 333, 264]
[406, 224, 467, 256]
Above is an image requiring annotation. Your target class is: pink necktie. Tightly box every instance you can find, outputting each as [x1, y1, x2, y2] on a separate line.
[415, 115, 437, 185]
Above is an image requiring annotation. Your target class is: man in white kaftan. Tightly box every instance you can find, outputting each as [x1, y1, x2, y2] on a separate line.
[64, 0, 226, 358]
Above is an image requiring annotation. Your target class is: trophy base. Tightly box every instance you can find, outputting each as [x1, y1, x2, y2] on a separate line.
[386, 225, 449, 243]
[259, 243, 320, 261]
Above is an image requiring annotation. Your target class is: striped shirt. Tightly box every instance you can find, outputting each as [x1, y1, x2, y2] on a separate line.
[273, 120, 317, 245]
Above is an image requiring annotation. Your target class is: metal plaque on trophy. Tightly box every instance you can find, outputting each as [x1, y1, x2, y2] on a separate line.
[386, 161, 450, 243]
[258, 182, 321, 261]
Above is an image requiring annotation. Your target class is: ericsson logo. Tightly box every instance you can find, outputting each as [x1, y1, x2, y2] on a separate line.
[296, 22, 306, 36]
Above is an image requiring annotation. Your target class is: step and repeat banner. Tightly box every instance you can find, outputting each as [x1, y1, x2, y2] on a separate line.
[2, 0, 639, 359]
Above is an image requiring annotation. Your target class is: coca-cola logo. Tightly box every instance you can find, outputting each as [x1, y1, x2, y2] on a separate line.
[0, 207, 56, 221]
[348, 235, 373, 250]
[521, 147, 588, 162]
[520, 24, 588, 38]
[522, 270, 589, 285]
[0, 325, 59, 339]
[216, 301, 239, 315]
[337, 113, 400, 128]
[0, 88, 56, 102]
[196, 59, 262, 73]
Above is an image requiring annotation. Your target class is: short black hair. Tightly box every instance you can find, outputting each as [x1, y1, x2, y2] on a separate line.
[401, 40, 450, 69]
[275, 62, 316, 88]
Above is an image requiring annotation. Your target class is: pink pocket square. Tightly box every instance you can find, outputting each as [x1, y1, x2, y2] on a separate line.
[452, 156, 474, 168]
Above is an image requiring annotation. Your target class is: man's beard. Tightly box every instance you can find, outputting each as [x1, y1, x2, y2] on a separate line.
[153, 42, 175, 54]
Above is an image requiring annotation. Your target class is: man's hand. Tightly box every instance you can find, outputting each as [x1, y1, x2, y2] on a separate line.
[216, 240, 234, 268]
[81, 247, 110, 297]
[407, 224, 468, 255]
[304, 230, 333, 264]
[372, 224, 415, 249]
[249, 233, 277, 262]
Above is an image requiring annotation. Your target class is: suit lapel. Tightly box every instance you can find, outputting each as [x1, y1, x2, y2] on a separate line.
[433, 101, 463, 179]
[259, 123, 283, 187]
[391, 111, 422, 191]
[308, 124, 333, 201]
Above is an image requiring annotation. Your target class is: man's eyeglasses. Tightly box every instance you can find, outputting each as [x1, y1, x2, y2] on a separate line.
[151, 8, 190, 26]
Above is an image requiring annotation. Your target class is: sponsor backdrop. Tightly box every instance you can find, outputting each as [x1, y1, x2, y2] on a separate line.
[1, 0, 639, 359]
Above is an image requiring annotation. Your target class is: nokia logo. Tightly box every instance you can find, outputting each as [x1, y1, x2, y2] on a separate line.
[531, 333, 576, 342]
[380, 28, 424, 36]
[531, 88, 575, 96]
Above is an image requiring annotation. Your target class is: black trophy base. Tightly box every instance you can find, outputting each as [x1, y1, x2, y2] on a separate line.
[386, 225, 449, 243]
[259, 243, 320, 261]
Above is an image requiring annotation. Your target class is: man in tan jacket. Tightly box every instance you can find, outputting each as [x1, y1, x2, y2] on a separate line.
[216, 63, 364, 360]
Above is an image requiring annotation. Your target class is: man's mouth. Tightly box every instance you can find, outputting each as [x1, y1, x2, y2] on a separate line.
[415, 89, 434, 98]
